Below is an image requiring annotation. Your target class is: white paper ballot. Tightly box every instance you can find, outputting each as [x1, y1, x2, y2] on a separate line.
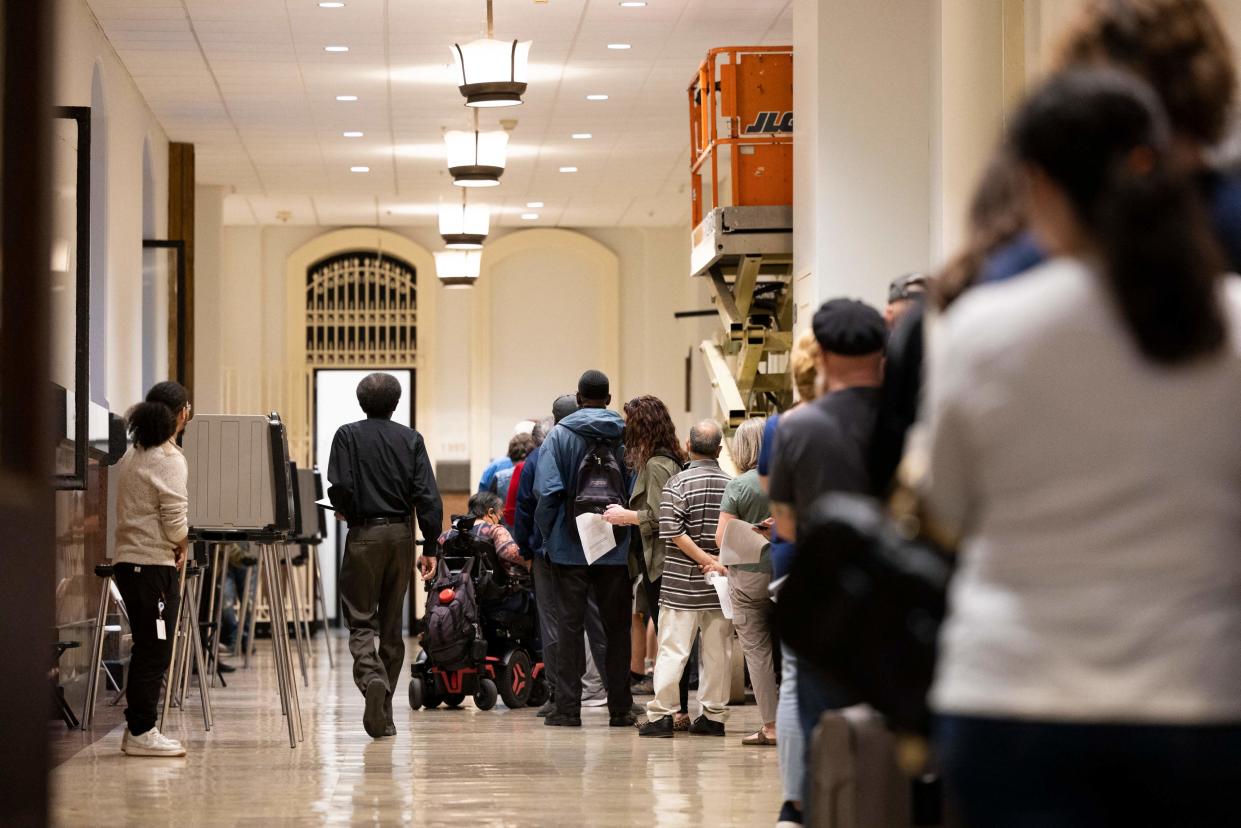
[575, 512, 617, 564]
[706, 572, 734, 619]
[719, 519, 769, 566]
[315, 497, 335, 511]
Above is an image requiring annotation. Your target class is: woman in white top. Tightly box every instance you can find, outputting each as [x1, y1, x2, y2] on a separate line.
[113, 381, 192, 757]
[926, 69, 1241, 826]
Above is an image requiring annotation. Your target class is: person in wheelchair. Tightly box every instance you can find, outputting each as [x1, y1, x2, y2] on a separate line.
[437, 492, 530, 580]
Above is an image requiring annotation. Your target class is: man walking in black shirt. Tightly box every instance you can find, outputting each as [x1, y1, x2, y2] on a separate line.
[328, 373, 443, 738]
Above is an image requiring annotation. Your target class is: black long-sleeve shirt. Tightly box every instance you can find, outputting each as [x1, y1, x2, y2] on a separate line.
[327, 417, 443, 545]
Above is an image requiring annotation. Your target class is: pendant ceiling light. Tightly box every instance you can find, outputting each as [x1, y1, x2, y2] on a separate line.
[452, 0, 532, 108]
[438, 198, 490, 249]
[445, 127, 508, 187]
[435, 250, 482, 288]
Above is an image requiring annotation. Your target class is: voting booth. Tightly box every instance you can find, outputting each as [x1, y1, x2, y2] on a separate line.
[177, 413, 307, 749]
[184, 414, 295, 539]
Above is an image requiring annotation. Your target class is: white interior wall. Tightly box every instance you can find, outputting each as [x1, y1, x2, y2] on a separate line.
[196, 223, 716, 482]
[53, 0, 169, 411]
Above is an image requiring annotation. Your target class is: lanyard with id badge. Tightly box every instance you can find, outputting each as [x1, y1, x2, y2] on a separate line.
[156, 596, 167, 640]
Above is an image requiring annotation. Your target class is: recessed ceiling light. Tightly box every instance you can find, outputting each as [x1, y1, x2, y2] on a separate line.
[318, 2, 345, 7]
[559, 166, 578, 173]
[607, 44, 632, 50]
[342, 131, 364, 138]
[325, 45, 349, 52]
[526, 201, 544, 208]
[336, 95, 358, 101]
[572, 133, 592, 140]
[619, 1, 647, 6]
[521, 213, 540, 220]
[586, 94, 609, 101]
[350, 166, 370, 173]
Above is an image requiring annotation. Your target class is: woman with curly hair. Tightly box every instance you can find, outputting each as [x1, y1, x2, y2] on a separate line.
[602, 396, 688, 714]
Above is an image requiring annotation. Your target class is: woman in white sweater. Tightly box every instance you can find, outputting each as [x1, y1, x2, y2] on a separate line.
[113, 381, 192, 757]
[926, 70, 1241, 825]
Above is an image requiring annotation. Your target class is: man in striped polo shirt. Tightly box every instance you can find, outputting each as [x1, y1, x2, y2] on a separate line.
[638, 420, 734, 738]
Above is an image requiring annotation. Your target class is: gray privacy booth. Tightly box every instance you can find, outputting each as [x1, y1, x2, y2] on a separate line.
[180, 413, 306, 748]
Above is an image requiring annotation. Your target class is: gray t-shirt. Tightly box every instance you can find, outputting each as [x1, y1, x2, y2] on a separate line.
[767, 387, 881, 517]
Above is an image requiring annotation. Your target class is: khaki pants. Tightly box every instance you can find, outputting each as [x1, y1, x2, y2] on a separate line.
[646, 605, 733, 723]
[729, 567, 778, 724]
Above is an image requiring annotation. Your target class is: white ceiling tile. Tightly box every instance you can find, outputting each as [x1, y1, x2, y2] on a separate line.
[88, 0, 791, 227]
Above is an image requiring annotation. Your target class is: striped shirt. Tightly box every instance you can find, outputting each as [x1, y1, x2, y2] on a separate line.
[658, 459, 731, 610]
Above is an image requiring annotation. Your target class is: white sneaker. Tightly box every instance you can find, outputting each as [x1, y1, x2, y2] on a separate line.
[122, 727, 186, 757]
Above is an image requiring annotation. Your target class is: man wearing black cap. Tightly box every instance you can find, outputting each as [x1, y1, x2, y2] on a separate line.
[768, 298, 886, 542]
[534, 370, 635, 728]
[767, 298, 886, 805]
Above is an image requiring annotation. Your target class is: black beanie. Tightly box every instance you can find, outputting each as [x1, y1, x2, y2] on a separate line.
[811, 299, 887, 355]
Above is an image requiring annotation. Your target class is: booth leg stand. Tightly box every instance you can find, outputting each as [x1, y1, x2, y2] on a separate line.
[280, 543, 310, 687]
[274, 548, 306, 741]
[160, 561, 190, 731]
[186, 568, 214, 731]
[209, 547, 230, 688]
[82, 565, 116, 729]
[108, 581, 132, 706]
[312, 549, 334, 667]
[296, 544, 314, 660]
[262, 544, 300, 748]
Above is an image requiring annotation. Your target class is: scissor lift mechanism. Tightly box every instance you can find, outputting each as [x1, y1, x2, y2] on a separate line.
[687, 46, 794, 429]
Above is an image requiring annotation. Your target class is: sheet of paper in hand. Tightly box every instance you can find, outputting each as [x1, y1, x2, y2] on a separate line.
[719, 518, 768, 566]
[705, 572, 733, 619]
[575, 512, 617, 564]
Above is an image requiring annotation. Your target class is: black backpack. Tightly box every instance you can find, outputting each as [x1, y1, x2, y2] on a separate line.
[573, 437, 626, 517]
[424, 522, 486, 669]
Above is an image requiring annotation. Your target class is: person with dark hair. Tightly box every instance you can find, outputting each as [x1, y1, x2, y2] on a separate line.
[437, 491, 528, 577]
[534, 371, 635, 728]
[490, 432, 534, 508]
[112, 380, 192, 757]
[636, 419, 733, 738]
[515, 397, 604, 719]
[328, 372, 443, 739]
[603, 396, 688, 705]
[504, 419, 549, 528]
[927, 69, 1241, 826]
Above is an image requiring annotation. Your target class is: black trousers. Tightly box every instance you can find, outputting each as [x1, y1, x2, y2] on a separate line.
[533, 555, 609, 700]
[339, 522, 413, 707]
[113, 562, 179, 736]
[550, 563, 632, 717]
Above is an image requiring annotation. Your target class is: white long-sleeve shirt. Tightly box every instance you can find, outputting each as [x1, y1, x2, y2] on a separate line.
[925, 258, 1241, 724]
[113, 440, 189, 567]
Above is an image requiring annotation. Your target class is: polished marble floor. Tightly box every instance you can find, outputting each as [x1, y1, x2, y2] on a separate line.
[51, 635, 782, 826]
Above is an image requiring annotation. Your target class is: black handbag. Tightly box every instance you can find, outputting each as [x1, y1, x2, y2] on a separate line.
[775, 492, 954, 735]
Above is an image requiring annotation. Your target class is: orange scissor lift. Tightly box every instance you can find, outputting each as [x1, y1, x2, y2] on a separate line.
[688, 45, 794, 428]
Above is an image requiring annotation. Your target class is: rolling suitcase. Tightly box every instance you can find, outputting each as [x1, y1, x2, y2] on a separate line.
[808, 704, 911, 828]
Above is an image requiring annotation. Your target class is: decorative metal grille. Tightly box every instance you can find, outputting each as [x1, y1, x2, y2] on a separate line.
[305, 252, 417, 367]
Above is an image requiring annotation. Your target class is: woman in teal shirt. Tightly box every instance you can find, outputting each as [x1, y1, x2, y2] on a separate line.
[715, 417, 777, 746]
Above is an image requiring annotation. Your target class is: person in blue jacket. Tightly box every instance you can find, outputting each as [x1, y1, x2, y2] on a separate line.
[534, 370, 634, 729]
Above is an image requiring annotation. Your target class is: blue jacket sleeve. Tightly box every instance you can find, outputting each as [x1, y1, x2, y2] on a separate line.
[534, 436, 564, 540]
